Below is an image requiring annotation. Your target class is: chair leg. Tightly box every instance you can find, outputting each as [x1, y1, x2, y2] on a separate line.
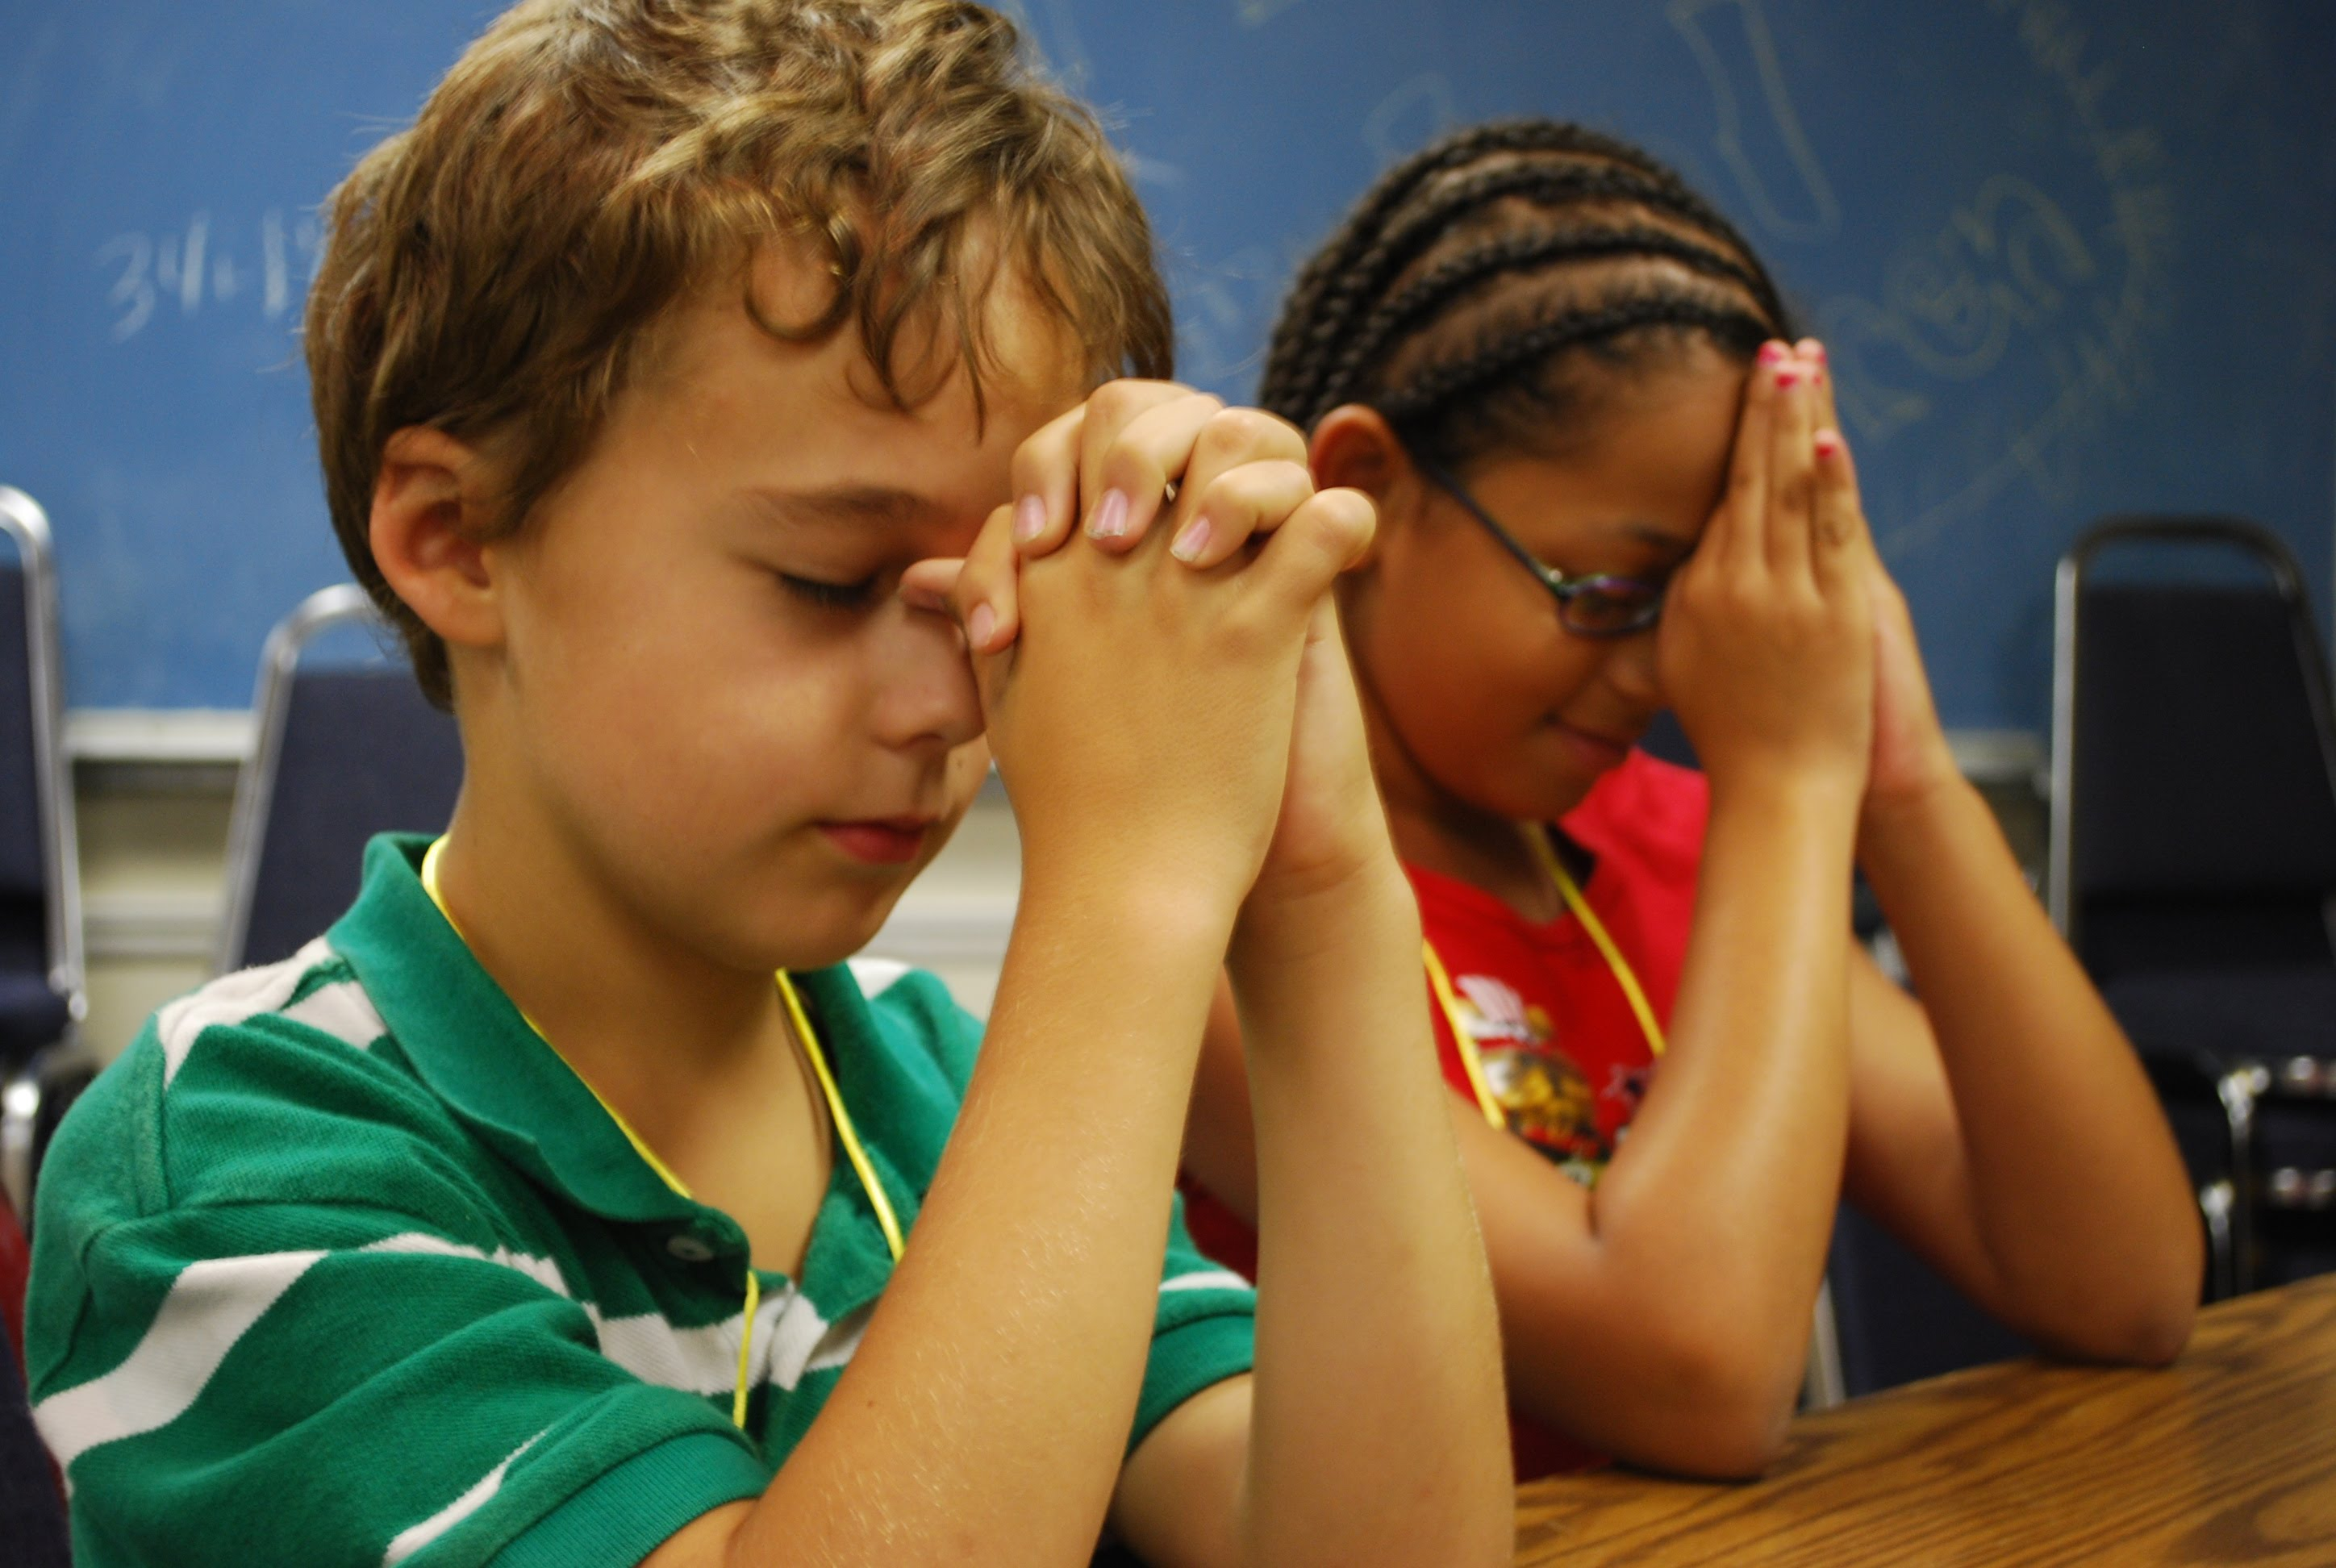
[1, 1066, 37, 1220]
[1802, 1276, 1848, 1410]
[2217, 1064, 2270, 1295]
[2197, 1178, 2236, 1303]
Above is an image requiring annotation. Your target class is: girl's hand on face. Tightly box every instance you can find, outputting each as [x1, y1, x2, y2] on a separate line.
[901, 380, 1376, 917]
[1796, 348, 1960, 820]
[1658, 342, 1875, 804]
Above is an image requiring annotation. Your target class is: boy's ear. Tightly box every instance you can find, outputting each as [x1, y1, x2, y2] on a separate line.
[369, 426, 505, 653]
[1308, 404, 1417, 568]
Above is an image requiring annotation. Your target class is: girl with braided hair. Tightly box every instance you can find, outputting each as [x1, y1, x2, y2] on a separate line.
[965, 119, 2200, 1481]
[1192, 118, 2205, 1478]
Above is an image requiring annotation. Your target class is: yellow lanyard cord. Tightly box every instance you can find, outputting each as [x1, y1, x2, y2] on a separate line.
[1422, 824, 1668, 1134]
[1423, 939, 1506, 1128]
[778, 971, 906, 1263]
[419, 840, 694, 1188]
[1522, 825, 1667, 1059]
[417, 839, 903, 1430]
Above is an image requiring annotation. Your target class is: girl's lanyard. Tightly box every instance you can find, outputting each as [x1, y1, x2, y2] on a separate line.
[1424, 824, 1668, 1131]
[418, 838, 904, 1429]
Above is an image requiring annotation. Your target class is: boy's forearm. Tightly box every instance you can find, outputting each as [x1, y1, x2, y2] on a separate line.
[1856, 777, 2200, 1354]
[1227, 868, 1512, 1568]
[724, 877, 1236, 1566]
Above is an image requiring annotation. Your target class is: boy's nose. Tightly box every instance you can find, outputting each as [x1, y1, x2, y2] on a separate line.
[873, 598, 985, 753]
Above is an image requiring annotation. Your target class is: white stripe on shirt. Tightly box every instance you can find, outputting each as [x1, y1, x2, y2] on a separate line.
[34, 1249, 327, 1471]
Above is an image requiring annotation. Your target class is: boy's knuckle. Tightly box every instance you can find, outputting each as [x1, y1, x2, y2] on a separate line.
[1212, 404, 1299, 457]
[1103, 434, 1165, 490]
[1316, 490, 1374, 553]
[1195, 404, 1270, 463]
[1090, 377, 1140, 414]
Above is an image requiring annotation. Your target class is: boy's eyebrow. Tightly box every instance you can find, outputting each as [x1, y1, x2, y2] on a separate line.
[746, 485, 949, 530]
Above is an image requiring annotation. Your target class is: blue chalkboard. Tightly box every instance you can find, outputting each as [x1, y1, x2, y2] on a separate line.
[5, 0, 2333, 732]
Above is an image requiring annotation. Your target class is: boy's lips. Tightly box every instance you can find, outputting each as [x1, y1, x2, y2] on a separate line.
[819, 817, 936, 865]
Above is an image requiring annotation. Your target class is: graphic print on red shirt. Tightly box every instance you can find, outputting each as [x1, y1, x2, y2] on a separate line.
[1416, 749, 1705, 1186]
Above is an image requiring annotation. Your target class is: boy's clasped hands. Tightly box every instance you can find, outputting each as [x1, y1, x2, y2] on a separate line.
[903, 382, 1393, 940]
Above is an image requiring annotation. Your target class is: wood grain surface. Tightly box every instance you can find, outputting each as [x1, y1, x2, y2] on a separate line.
[1512, 1274, 2336, 1566]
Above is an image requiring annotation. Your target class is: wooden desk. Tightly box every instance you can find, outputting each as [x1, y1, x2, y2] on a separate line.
[1513, 1274, 2336, 1566]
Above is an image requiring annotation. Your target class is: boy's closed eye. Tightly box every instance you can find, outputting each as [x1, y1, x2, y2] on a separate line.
[775, 569, 885, 611]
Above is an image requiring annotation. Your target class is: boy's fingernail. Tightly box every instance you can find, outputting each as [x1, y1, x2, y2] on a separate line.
[1013, 494, 1046, 543]
[1087, 489, 1129, 540]
[966, 603, 995, 648]
[1758, 341, 1788, 365]
[1170, 515, 1212, 563]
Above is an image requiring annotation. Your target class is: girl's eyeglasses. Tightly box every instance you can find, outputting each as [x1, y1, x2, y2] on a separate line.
[1410, 453, 1666, 639]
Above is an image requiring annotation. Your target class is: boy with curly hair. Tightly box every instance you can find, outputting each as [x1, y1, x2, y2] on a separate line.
[25, 3, 1508, 1564]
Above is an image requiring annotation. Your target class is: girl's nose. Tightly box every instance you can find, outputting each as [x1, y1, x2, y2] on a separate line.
[1602, 624, 1664, 708]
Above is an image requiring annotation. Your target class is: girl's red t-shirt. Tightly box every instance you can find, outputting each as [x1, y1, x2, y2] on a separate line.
[1178, 749, 1709, 1478]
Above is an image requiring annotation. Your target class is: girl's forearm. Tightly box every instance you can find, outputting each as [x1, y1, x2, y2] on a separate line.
[1589, 778, 1859, 1380]
[1856, 776, 2200, 1357]
[1227, 869, 1512, 1568]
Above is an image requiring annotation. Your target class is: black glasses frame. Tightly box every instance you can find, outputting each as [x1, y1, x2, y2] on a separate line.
[1410, 452, 1667, 639]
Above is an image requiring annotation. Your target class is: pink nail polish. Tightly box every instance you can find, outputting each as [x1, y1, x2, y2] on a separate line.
[966, 603, 995, 648]
[1805, 340, 1829, 364]
[1758, 342, 1788, 366]
[1814, 430, 1844, 460]
[1013, 494, 1045, 543]
[1775, 368, 1800, 389]
[1170, 516, 1212, 563]
[1088, 489, 1129, 540]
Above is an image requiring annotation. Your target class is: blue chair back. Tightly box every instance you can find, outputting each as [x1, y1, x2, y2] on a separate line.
[0, 490, 77, 1068]
[2050, 519, 2336, 982]
[219, 587, 464, 971]
[0, 1319, 69, 1568]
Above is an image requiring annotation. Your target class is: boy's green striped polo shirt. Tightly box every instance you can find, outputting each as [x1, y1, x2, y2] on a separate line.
[27, 834, 1257, 1566]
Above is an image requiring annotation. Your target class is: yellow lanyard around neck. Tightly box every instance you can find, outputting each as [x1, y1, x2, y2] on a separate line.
[418, 838, 905, 1428]
[1424, 824, 1667, 1132]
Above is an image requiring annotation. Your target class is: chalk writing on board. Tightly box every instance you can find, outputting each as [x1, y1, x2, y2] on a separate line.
[1175, 244, 1294, 391]
[1669, 0, 1840, 242]
[1122, 152, 1187, 190]
[1236, 0, 1306, 25]
[1825, 172, 2104, 412]
[1824, 0, 2174, 556]
[1364, 74, 1458, 169]
[993, 0, 1091, 89]
[97, 209, 322, 344]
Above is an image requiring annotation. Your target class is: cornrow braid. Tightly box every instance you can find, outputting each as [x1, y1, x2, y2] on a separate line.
[1323, 223, 1770, 426]
[1259, 118, 1796, 472]
[1264, 121, 1614, 423]
[1370, 295, 1772, 429]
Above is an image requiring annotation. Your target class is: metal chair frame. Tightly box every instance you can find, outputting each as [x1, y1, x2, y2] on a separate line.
[0, 488, 86, 1220]
[215, 583, 388, 975]
[2049, 515, 2336, 1297]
